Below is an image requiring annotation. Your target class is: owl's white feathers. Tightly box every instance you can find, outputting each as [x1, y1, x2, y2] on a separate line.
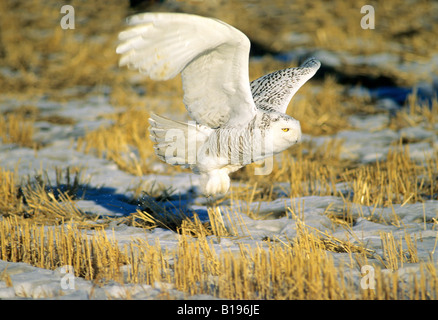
[117, 12, 256, 129]
[116, 13, 320, 196]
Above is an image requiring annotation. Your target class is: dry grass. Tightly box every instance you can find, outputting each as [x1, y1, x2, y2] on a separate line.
[151, 0, 438, 85]
[0, 166, 99, 226]
[0, 104, 77, 149]
[0, 0, 128, 98]
[230, 140, 437, 209]
[0, 167, 24, 217]
[341, 145, 437, 207]
[1, 0, 438, 300]
[1, 215, 437, 299]
[380, 231, 419, 271]
[128, 196, 207, 234]
[390, 89, 438, 131]
[129, 201, 238, 239]
[290, 216, 373, 256]
[77, 107, 157, 176]
[0, 216, 126, 281]
[1, 0, 436, 99]
[0, 165, 436, 300]
[0, 113, 36, 149]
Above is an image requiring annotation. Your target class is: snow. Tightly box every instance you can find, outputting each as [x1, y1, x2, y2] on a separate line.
[1, 64, 438, 300]
[0, 260, 192, 299]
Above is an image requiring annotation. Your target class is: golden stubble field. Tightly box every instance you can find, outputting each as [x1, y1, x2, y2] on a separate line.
[0, 0, 437, 299]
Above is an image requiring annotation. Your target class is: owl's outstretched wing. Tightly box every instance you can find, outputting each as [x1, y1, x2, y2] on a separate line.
[250, 57, 321, 113]
[117, 13, 257, 129]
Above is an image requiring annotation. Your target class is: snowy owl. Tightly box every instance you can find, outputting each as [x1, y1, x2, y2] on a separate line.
[116, 13, 320, 197]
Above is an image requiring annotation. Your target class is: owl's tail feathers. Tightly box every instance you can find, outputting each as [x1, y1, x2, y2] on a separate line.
[148, 113, 208, 167]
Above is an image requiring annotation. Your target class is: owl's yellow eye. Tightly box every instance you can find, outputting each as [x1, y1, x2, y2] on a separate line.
[281, 128, 290, 132]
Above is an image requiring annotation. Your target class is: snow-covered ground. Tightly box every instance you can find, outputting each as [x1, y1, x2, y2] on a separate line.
[1, 62, 438, 299]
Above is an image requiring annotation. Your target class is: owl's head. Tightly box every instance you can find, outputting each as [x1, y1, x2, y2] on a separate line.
[266, 113, 301, 153]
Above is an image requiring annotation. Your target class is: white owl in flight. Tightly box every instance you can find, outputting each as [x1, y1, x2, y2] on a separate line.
[116, 13, 320, 197]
